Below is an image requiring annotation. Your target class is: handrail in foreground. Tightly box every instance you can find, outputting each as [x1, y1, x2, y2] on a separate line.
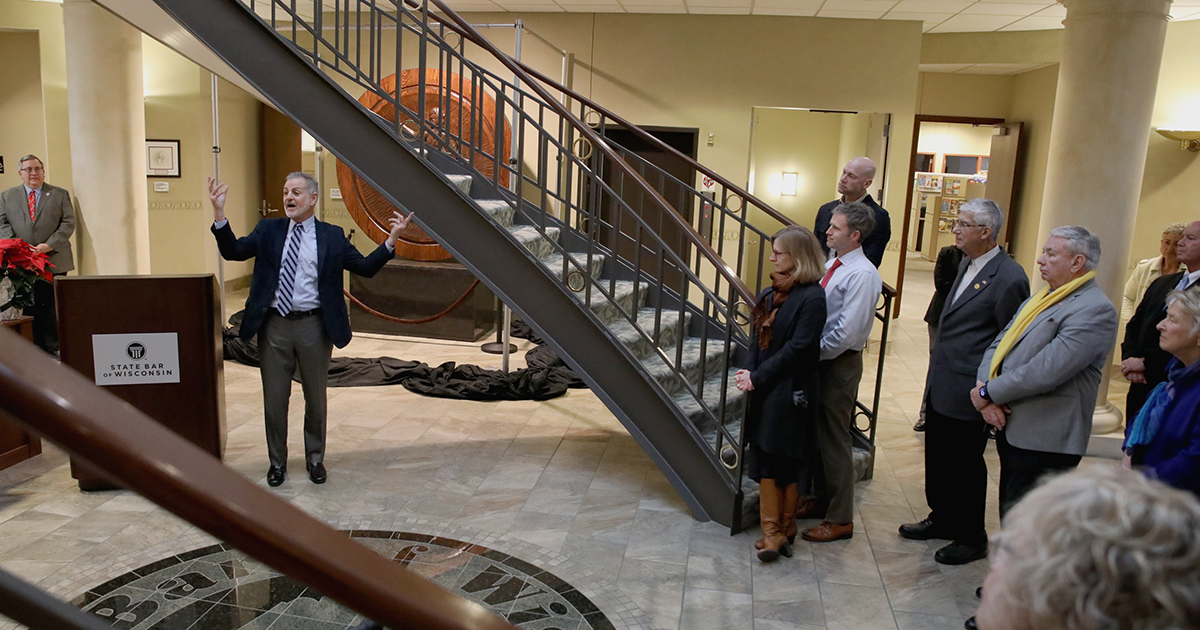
[0, 330, 517, 630]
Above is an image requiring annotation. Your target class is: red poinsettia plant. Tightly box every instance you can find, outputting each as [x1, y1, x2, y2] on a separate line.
[0, 239, 54, 312]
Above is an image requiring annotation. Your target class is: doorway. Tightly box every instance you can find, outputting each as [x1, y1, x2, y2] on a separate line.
[745, 107, 891, 290]
[895, 115, 1025, 315]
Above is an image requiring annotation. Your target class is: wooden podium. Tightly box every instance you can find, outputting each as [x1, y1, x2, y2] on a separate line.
[0, 316, 43, 470]
[56, 275, 226, 490]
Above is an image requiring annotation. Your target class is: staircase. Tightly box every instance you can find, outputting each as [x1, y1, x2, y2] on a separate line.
[150, 0, 889, 530]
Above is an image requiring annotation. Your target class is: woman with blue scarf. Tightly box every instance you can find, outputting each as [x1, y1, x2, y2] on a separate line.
[1123, 286, 1200, 497]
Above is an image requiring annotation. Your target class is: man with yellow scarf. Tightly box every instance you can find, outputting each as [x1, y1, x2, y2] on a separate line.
[971, 226, 1118, 518]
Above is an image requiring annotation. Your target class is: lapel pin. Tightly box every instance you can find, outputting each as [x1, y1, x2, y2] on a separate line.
[974, 283, 981, 290]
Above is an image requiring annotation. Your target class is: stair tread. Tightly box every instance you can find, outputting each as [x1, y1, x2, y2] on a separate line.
[476, 199, 515, 227]
[640, 336, 730, 395]
[507, 225, 560, 258]
[603, 308, 691, 360]
[537, 251, 606, 282]
[446, 174, 472, 195]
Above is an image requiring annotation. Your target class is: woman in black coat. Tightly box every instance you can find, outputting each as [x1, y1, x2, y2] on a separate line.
[735, 225, 827, 562]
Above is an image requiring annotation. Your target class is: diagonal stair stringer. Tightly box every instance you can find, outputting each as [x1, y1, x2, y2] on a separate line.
[153, 0, 742, 526]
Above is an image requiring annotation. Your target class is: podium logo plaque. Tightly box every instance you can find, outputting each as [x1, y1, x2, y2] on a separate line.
[93, 333, 181, 385]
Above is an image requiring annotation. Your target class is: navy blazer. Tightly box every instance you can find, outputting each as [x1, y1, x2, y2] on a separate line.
[212, 218, 394, 348]
[814, 194, 891, 268]
[1139, 358, 1200, 499]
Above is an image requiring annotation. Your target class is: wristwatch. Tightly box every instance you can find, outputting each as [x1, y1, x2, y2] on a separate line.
[979, 382, 992, 402]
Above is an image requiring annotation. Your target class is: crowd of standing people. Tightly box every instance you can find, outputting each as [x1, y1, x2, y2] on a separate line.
[739, 157, 1200, 629]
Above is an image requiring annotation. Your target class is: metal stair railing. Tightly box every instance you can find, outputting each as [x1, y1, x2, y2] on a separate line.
[368, 7, 899, 476]
[234, 0, 755, 492]
[456, 48, 900, 478]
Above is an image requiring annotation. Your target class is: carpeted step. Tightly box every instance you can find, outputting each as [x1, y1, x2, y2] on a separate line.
[507, 225, 560, 259]
[538, 252, 606, 285]
[681, 368, 745, 440]
[604, 308, 692, 361]
[446, 173, 473, 196]
[476, 199, 515, 228]
[642, 337, 730, 396]
[574, 280, 650, 326]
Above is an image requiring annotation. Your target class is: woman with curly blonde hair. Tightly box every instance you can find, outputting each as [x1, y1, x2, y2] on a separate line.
[976, 465, 1200, 630]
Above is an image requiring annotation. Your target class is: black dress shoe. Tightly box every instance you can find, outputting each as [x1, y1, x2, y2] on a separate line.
[898, 517, 952, 541]
[307, 461, 327, 484]
[935, 541, 988, 565]
[913, 417, 927, 432]
[267, 465, 286, 487]
[965, 616, 978, 630]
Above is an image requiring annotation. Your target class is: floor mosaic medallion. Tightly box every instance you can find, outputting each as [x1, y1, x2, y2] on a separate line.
[73, 531, 613, 630]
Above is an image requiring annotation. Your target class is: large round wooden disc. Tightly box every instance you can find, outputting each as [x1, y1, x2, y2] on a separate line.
[337, 69, 511, 261]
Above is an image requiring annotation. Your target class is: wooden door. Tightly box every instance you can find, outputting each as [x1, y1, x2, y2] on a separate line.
[984, 122, 1025, 249]
[595, 127, 698, 294]
[259, 104, 302, 219]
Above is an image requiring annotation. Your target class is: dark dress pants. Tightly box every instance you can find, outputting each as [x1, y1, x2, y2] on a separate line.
[996, 430, 1081, 519]
[924, 403, 991, 545]
[31, 273, 62, 353]
[259, 310, 333, 469]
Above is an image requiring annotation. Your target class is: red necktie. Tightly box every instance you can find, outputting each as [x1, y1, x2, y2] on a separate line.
[820, 258, 843, 289]
[27, 190, 36, 222]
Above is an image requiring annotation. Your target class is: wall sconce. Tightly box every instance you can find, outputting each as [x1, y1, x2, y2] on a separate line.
[780, 172, 798, 196]
[1155, 128, 1200, 152]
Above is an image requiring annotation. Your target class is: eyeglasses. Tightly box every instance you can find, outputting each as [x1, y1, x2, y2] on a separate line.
[20, 166, 44, 173]
[954, 220, 986, 230]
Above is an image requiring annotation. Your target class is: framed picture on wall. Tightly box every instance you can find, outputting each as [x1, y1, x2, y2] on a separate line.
[146, 140, 181, 178]
[916, 173, 942, 192]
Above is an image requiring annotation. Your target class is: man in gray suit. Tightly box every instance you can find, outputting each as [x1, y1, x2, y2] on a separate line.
[0, 155, 75, 353]
[972, 226, 1118, 517]
[899, 200, 1029, 565]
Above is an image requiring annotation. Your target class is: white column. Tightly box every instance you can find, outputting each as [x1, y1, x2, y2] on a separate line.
[63, 0, 150, 275]
[1036, 0, 1172, 436]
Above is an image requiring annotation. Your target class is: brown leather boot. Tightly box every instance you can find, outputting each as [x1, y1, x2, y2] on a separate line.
[780, 483, 799, 554]
[757, 479, 788, 562]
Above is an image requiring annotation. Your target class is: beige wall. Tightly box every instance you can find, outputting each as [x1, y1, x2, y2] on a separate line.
[916, 73, 1013, 120]
[748, 108, 844, 228]
[1005, 64, 1059, 273]
[0, 5, 262, 283]
[0, 31, 47, 193]
[142, 35, 261, 280]
[1136, 19, 1200, 268]
[0, 1, 71, 194]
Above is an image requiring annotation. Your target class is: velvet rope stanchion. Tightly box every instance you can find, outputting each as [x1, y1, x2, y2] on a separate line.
[344, 280, 480, 325]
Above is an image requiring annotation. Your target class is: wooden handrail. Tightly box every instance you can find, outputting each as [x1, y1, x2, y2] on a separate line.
[0, 329, 517, 630]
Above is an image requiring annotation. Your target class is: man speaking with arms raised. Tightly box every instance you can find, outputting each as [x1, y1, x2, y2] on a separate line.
[209, 173, 411, 486]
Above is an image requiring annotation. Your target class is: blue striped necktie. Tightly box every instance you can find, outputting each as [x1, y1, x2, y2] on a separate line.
[277, 223, 303, 316]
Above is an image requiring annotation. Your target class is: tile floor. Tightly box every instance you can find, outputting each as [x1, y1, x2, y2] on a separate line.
[0, 252, 1123, 629]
